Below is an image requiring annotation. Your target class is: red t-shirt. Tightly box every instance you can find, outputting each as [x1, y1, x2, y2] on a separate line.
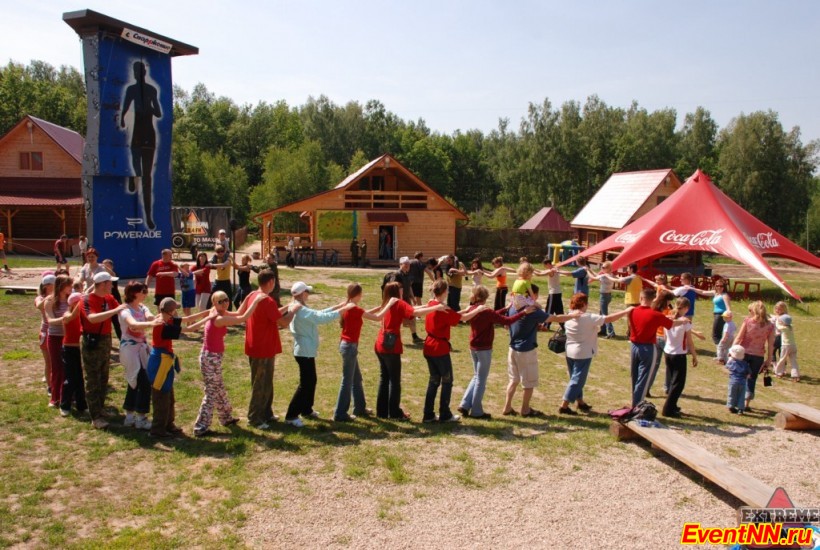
[423, 300, 461, 357]
[148, 260, 179, 296]
[194, 266, 212, 294]
[340, 306, 365, 343]
[469, 306, 526, 350]
[244, 291, 283, 358]
[80, 293, 120, 335]
[629, 306, 674, 345]
[63, 313, 81, 345]
[375, 300, 415, 354]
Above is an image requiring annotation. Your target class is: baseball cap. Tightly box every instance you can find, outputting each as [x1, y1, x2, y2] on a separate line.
[41, 274, 56, 285]
[290, 281, 313, 296]
[68, 292, 83, 306]
[93, 272, 118, 284]
[159, 297, 180, 314]
[778, 314, 792, 327]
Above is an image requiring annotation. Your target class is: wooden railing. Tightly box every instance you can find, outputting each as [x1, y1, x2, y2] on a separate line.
[343, 190, 427, 209]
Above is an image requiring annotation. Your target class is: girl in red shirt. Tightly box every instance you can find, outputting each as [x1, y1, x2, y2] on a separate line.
[60, 292, 87, 416]
[422, 280, 487, 423]
[375, 282, 446, 420]
[333, 283, 398, 422]
[193, 252, 212, 312]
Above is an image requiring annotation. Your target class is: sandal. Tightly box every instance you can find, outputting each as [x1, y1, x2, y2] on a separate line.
[501, 409, 518, 416]
[521, 408, 545, 418]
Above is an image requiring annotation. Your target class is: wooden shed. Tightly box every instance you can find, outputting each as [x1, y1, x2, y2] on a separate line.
[0, 116, 85, 255]
[254, 154, 468, 265]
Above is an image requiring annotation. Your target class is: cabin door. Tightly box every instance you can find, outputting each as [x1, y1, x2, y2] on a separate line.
[378, 225, 395, 260]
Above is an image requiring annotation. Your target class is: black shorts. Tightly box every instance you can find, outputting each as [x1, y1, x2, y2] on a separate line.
[411, 283, 423, 299]
[154, 293, 175, 307]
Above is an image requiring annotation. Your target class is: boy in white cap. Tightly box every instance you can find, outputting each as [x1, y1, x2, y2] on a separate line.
[725, 345, 750, 414]
[773, 312, 799, 381]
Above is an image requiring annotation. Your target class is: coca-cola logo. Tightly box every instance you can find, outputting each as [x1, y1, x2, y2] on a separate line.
[746, 232, 779, 250]
[659, 229, 725, 247]
[615, 230, 646, 244]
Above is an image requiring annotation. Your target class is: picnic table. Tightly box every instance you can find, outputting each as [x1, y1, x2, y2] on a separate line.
[732, 280, 761, 300]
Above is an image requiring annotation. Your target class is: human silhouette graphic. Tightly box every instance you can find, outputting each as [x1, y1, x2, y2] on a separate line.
[121, 61, 162, 230]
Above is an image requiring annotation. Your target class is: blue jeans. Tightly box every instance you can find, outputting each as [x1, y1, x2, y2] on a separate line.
[460, 349, 492, 416]
[563, 357, 593, 403]
[630, 343, 658, 406]
[648, 337, 665, 391]
[335, 341, 367, 420]
[599, 293, 614, 336]
[745, 354, 764, 401]
[423, 354, 454, 421]
[727, 382, 745, 410]
[376, 352, 403, 418]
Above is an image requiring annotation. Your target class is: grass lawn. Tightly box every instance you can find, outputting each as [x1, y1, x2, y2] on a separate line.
[0, 261, 817, 548]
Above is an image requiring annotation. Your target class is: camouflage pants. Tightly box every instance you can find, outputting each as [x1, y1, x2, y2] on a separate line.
[247, 356, 275, 426]
[82, 334, 112, 420]
[194, 351, 234, 432]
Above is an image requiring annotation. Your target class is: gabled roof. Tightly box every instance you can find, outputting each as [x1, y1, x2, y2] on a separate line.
[0, 115, 84, 164]
[560, 169, 820, 300]
[571, 169, 679, 230]
[254, 153, 468, 221]
[519, 207, 573, 232]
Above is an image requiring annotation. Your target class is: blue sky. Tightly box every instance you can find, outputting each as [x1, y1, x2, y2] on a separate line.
[4, 0, 819, 143]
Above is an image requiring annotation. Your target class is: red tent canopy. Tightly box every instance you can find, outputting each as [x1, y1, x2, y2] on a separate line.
[559, 170, 820, 299]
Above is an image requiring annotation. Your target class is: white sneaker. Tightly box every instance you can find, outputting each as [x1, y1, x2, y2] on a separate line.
[285, 417, 304, 428]
[59, 409, 70, 417]
[135, 417, 152, 430]
[254, 422, 271, 430]
[123, 414, 136, 427]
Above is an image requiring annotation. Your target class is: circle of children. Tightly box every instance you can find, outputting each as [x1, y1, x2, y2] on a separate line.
[35, 244, 800, 438]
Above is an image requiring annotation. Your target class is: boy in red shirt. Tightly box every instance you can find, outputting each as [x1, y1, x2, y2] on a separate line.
[145, 249, 179, 308]
[628, 288, 690, 406]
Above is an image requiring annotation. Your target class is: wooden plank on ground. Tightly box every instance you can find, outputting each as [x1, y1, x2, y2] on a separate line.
[1, 285, 37, 294]
[624, 421, 774, 508]
[774, 403, 820, 430]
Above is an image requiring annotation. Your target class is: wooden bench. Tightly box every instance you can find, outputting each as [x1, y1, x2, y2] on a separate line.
[611, 420, 775, 507]
[1, 285, 38, 295]
[774, 402, 820, 431]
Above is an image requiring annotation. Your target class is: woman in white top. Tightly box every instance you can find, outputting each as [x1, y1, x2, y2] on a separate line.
[75, 247, 108, 292]
[661, 297, 698, 418]
[559, 293, 632, 415]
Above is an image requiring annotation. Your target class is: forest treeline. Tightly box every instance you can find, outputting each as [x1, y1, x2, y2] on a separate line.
[2, 60, 818, 246]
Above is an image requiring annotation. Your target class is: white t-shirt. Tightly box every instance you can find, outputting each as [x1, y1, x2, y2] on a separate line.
[599, 274, 615, 294]
[663, 323, 690, 355]
[119, 304, 150, 344]
[547, 272, 562, 295]
[564, 312, 606, 359]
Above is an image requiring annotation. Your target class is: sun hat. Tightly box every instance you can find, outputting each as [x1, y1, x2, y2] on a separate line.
[41, 274, 56, 285]
[778, 314, 792, 327]
[729, 345, 745, 361]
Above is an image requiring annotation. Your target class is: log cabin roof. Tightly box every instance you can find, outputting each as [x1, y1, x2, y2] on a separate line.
[0, 115, 84, 165]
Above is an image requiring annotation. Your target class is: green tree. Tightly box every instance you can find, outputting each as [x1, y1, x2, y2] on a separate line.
[717, 111, 817, 238]
[675, 107, 718, 179]
[250, 140, 330, 215]
[611, 102, 678, 173]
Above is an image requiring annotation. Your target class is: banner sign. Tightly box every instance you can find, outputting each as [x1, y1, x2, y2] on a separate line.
[121, 28, 173, 54]
[171, 207, 233, 250]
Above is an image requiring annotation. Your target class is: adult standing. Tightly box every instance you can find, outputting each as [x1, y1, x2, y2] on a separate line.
[458, 285, 530, 419]
[409, 252, 426, 305]
[706, 277, 732, 344]
[191, 291, 264, 437]
[252, 252, 281, 306]
[558, 293, 632, 414]
[558, 256, 590, 296]
[210, 245, 233, 309]
[44, 275, 73, 408]
[359, 239, 367, 267]
[422, 280, 486, 423]
[75, 247, 107, 293]
[54, 234, 70, 273]
[483, 257, 515, 311]
[78, 236, 88, 264]
[217, 229, 230, 252]
[145, 249, 179, 308]
[627, 288, 690, 407]
[0, 230, 9, 271]
[192, 252, 212, 312]
[502, 284, 576, 417]
[80, 272, 126, 429]
[239, 270, 295, 429]
[382, 257, 423, 343]
[334, 283, 396, 422]
[284, 282, 352, 427]
[350, 238, 360, 267]
[119, 281, 159, 430]
[733, 301, 775, 411]
[443, 254, 467, 311]
[374, 282, 445, 420]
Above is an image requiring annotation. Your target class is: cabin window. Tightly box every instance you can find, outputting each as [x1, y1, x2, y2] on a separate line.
[586, 232, 598, 246]
[19, 152, 43, 171]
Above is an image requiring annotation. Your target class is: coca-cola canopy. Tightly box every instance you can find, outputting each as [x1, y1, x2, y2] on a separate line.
[559, 169, 820, 299]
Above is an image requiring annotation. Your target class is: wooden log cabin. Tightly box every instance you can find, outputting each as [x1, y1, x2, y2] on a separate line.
[0, 116, 85, 255]
[254, 154, 468, 266]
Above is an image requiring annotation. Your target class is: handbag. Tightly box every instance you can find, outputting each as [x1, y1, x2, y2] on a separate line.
[763, 373, 773, 387]
[547, 331, 566, 354]
[382, 331, 397, 350]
